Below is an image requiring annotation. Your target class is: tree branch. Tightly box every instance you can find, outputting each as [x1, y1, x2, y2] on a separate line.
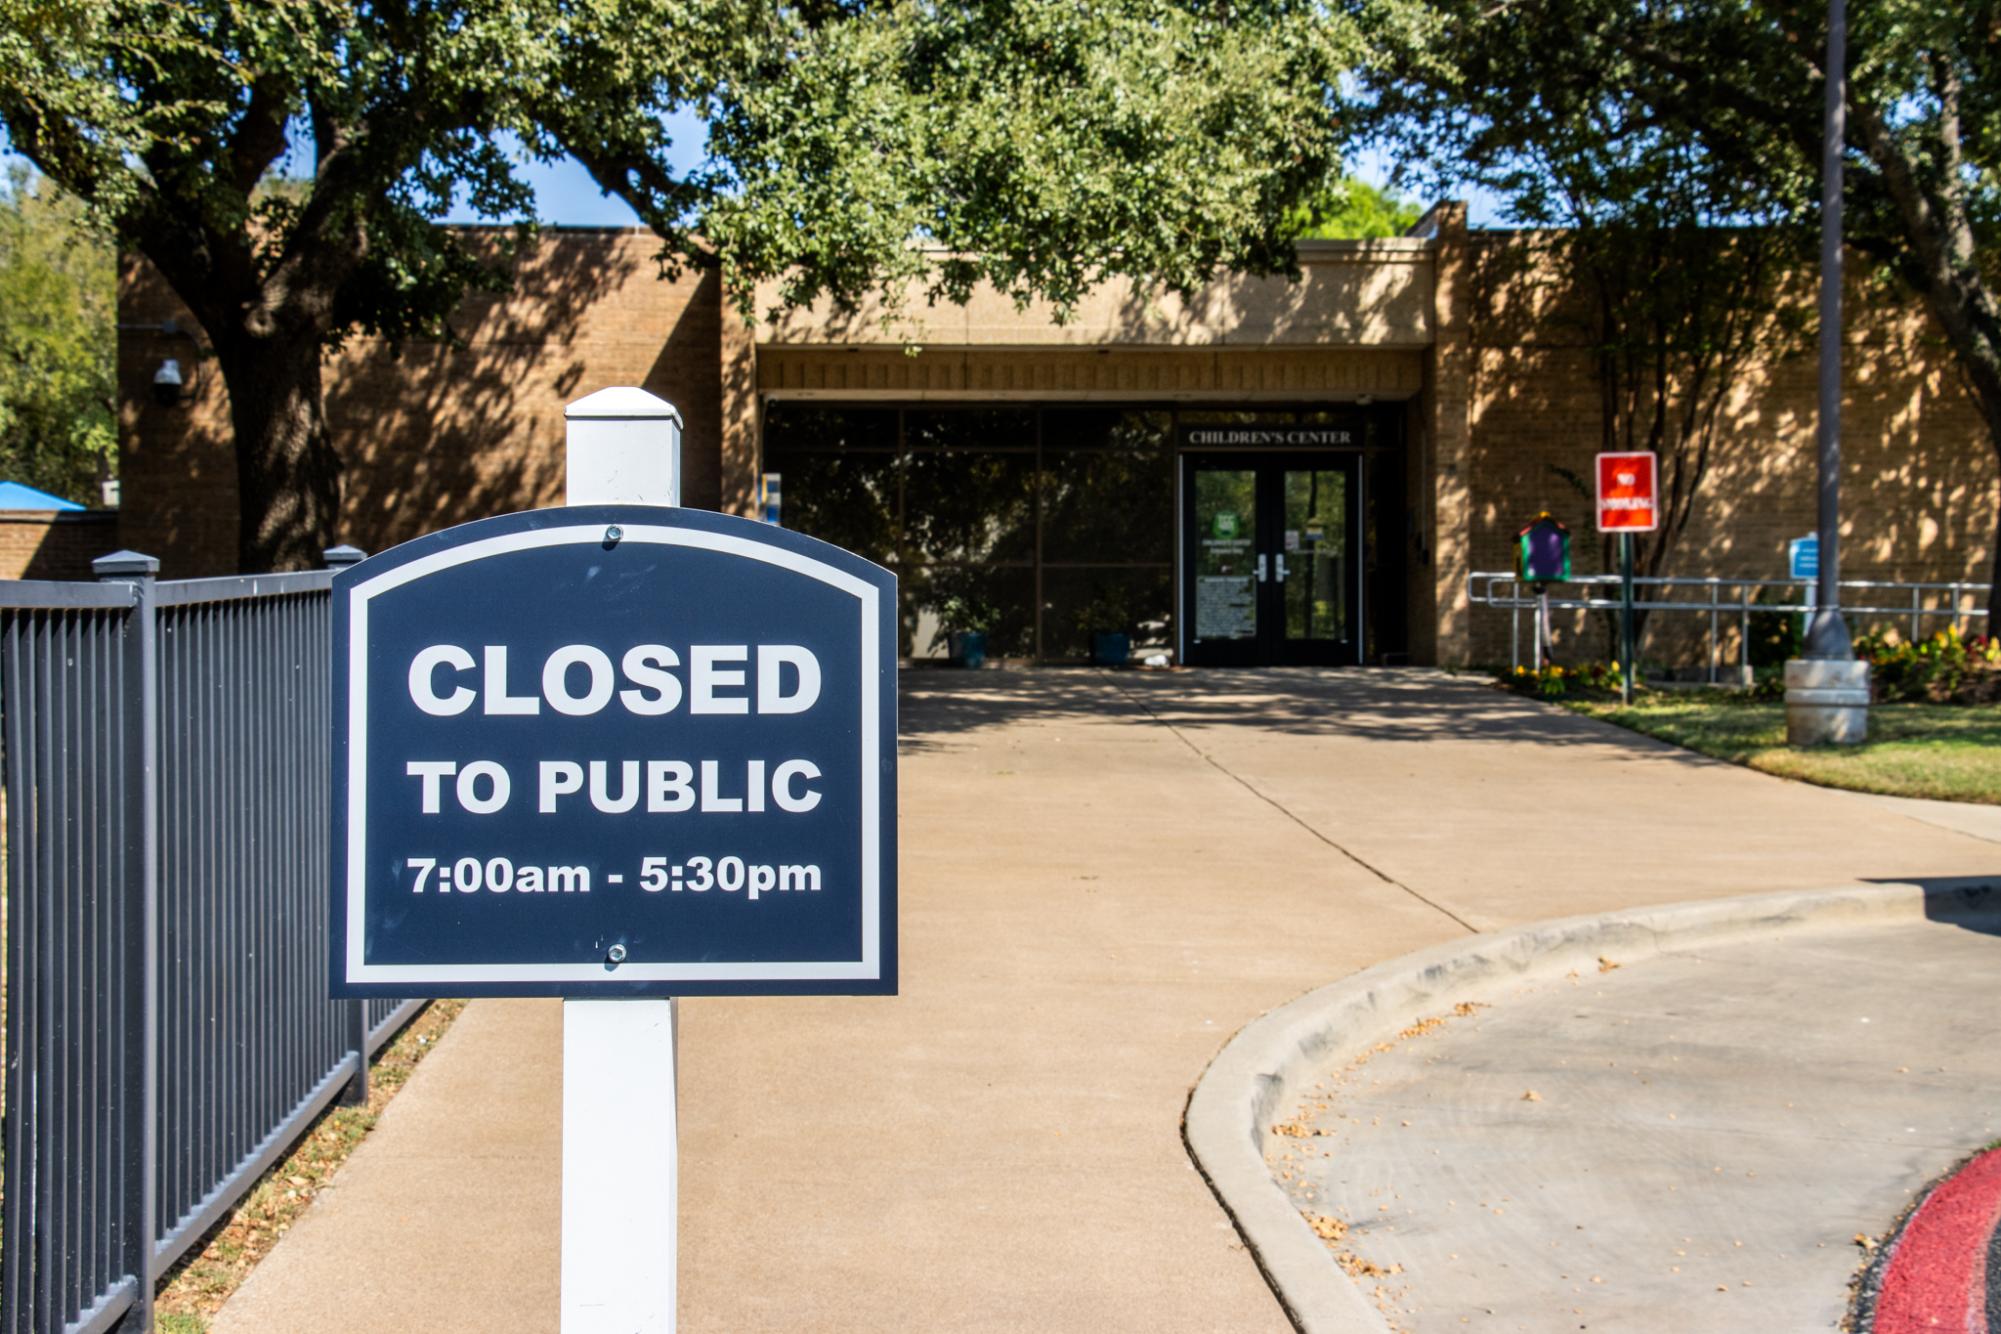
[1845, 93, 2001, 381]
[228, 75, 294, 195]
[561, 136, 716, 268]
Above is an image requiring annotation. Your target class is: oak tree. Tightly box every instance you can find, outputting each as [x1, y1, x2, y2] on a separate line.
[1352, 0, 2001, 625]
[1, 0, 1351, 571]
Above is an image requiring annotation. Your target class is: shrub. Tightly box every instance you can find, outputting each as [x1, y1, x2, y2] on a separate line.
[1852, 625, 2000, 703]
[1745, 587, 1804, 672]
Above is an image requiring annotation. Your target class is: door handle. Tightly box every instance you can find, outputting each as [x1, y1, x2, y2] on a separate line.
[1255, 553, 1268, 583]
[1275, 554, 1291, 581]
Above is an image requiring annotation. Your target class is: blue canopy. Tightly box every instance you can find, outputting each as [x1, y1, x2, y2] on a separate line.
[0, 481, 84, 511]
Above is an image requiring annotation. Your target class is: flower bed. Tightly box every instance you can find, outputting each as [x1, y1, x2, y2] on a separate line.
[1854, 627, 2001, 705]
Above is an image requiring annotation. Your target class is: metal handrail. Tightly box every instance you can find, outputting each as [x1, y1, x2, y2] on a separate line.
[1469, 570, 1993, 682]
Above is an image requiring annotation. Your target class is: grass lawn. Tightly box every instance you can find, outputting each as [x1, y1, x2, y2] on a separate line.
[1563, 695, 2001, 805]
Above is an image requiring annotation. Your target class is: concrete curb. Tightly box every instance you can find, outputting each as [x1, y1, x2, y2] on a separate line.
[1182, 877, 2001, 1334]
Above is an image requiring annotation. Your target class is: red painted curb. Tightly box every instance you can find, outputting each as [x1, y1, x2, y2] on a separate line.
[1871, 1147, 2001, 1334]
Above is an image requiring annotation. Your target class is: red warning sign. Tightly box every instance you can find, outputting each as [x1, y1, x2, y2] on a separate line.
[1596, 452, 1659, 533]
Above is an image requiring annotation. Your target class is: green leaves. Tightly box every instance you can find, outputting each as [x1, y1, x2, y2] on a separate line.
[0, 0, 222, 213]
[0, 167, 115, 502]
[704, 0, 1356, 321]
[1, 0, 1375, 346]
[1288, 177, 1423, 239]
[1356, 0, 2001, 633]
[0, 0, 732, 346]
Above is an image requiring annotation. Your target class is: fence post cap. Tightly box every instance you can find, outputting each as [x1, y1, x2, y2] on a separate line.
[564, 386, 683, 424]
[93, 550, 159, 580]
[323, 545, 367, 569]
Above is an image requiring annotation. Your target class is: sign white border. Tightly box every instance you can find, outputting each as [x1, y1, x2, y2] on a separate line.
[342, 522, 883, 985]
[1594, 450, 1660, 533]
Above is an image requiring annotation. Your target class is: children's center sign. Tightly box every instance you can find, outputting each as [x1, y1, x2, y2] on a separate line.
[331, 506, 897, 998]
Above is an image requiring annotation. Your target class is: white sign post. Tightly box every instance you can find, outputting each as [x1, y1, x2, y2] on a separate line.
[333, 381, 895, 1328]
[561, 386, 684, 1334]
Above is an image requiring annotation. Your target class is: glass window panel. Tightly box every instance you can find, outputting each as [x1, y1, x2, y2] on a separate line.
[1040, 411, 1172, 565]
[902, 565, 1035, 660]
[763, 404, 900, 452]
[904, 408, 1035, 452]
[1282, 468, 1348, 641]
[1191, 468, 1258, 641]
[901, 449, 1036, 566]
[1298, 406, 1404, 451]
[758, 449, 900, 566]
[762, 404, 902, 564]
[1365, 452, 1409, 662]
[1040, 568, 1173, 661]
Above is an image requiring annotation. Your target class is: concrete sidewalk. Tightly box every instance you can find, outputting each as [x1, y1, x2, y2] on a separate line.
[1272, 913, 2001, 1332]
[215, 670, 2001, 1332]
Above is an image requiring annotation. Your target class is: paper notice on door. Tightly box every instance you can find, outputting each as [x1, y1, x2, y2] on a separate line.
[1284, 530, 1300, 552]
[1196, 575, 1256, 640]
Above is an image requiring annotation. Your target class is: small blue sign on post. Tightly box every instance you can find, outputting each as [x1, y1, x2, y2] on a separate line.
[1789, 533, 1820, 581]
[330, 504, 897, 998]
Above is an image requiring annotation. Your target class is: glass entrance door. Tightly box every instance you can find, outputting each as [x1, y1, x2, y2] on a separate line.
[1182, 455, 1359, 666]
[1187, 466, 1262, 665]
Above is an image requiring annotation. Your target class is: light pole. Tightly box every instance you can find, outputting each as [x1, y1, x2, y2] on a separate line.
[1785, 0, 1871, 744]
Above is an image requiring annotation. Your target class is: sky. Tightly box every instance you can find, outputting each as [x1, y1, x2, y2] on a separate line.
[441, 146, 648, 227]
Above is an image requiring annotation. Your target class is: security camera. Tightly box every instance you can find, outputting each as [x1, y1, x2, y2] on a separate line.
[152, 358, 185, 408]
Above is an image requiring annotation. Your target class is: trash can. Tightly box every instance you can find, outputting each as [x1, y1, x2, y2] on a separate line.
[949, 631, 988, 669]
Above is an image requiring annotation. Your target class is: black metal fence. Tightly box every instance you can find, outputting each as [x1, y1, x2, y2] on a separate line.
[0, 550, 421, 1334]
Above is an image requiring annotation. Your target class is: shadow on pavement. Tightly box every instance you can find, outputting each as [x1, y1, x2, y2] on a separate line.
[1871, 876, 2001, 934]
[898, 666, 1744, 768]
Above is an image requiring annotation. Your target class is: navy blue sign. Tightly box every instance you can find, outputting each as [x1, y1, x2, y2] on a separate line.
[331, 506, 897, 998]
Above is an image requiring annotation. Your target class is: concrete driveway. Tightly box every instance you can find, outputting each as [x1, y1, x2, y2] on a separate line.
[1271, 912, 2001, 1332]
[214, 670, 2001, 1333]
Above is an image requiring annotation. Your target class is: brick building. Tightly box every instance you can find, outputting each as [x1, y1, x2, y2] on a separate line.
[116, 204, 1998, 667]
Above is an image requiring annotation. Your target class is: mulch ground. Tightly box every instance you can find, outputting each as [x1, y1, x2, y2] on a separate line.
[1853, 1146, 2001, 1334]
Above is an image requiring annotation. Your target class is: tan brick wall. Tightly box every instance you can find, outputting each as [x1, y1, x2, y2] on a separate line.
[1421, 204, 1475, 666]
[719, 284, 759, 518]
[119, 230, 726, 576]
[0, 512, 122, 581]
[119, 256, 236, 575]
[752, 239, 1435, 349]
[118, 224, 2000, 668]
[1461, 234, 2000, 668]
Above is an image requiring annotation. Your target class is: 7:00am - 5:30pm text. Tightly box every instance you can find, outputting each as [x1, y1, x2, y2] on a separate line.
[402, 855, 823, 901]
